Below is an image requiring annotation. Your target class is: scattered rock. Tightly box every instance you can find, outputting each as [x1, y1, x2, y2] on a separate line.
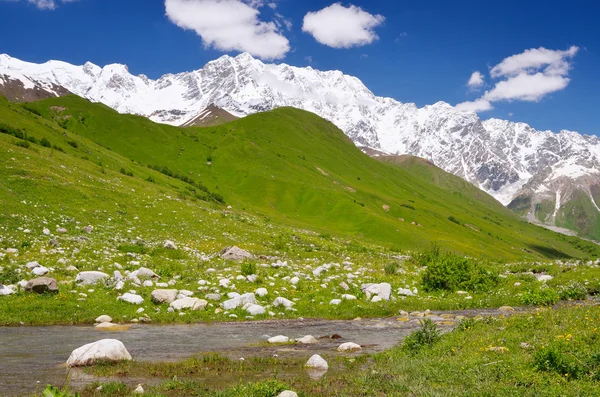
[32, 266, 49, 276]
[337, 342, 361, 352]
[76, 271, 109, 286]
[536, 274, 553, 282]
[66, 339, 132, 367]
[329, 299, 342, 305]
[246, 304, 266, 315]
[130, 267, 159, 280]
[398, 288, 415, 297]
[25, 277, 59, 294]
[82, 225, 94, 234]
[0, 284, 14, 296]
[151, 289, 178, 304]
[277, 391, 298, 397]
[163, 240, 177, 250]
[95, 315, 113, 323]
[220, 246, 253, 261]
[133, 384, 144, 394]
[273, 297, 294, 308]
[117, 293, 144, 305]
[498, 306, 515, 312]
[255, 287, 268, 297]
[170, 297, 208, 311]
[305, 354, 328, 369]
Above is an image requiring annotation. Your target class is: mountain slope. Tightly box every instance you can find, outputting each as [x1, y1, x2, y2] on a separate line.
[1, 53, 598, 240]
[8, 94, 599, 260]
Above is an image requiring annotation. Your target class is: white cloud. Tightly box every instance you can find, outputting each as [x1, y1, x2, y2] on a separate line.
[305, 56, 313, 64]
[467, 71, 484, 89]
[490, 46, 578, 78]
[456, 46, 579, 113]
[2, 0, 79, 10]
[455, 99, 492, 113]
[164, 0, 290, 60]
[302, 3, 385, 49]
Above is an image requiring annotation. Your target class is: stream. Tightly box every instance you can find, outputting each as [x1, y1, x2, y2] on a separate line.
[0, 308, 515, 396]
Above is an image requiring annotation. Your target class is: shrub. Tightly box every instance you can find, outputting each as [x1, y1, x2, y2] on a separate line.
[448, 215, 462, 225]
[67, 140, 79, 149]
[384, 262, 398, 275]
[0, 267, 21, 285]
[403, 319, 440, 353]
[40, 137, 51, 148]
[419, 245, 499, 292]
[15, 140, 30, 149]
[534, 343, 595, 379]
[241, 262, 257, 276]
[147, 176, 155, 183]
[556, 281, 588, 301]
[22, 105, 41, 116]
[521, 287, 560, 306]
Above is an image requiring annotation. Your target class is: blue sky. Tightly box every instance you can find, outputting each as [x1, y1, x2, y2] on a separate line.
[1, 0, 599, 136]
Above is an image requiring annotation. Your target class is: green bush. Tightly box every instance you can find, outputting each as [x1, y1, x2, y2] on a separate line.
[419, 245, 499, 292]
[557, 281, 588, 300]
[15, 140, 30, 149]
[448, 215, 462, 225]
[403, 319, 440, 353]
[534, 343, 596, 379]
[521, 288, 560, 306]
[40, 137, 51, 148]
[384, 262, 398, 275]
[67, 140, 79, 149]
[0, 267, 21, 285]
[241, 262, 257, 276]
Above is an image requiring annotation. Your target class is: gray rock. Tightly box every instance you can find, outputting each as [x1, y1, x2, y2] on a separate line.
[130, 267, 159, 280]
[163, 240, 177, 250]
[305, 354, 328, 369]
[337, 342, 362, 352]
[205, 293, 221, 301]
[170, 297, 208, 311]
[245, 304, 266, 315]
[0, 284, 14, 296]
[25, 277, 59, 294]
[273, 297, 294, 308]
[117, 293, 144, 305]
[277, 391, 298, 397]
[32, 266, 49, 276]
[95, 315, 113, 323]
[220, 246, 253, 261]
[151, 289, 178, 304]
[67, 339, 132, 367]
[76, 271, 109, 285]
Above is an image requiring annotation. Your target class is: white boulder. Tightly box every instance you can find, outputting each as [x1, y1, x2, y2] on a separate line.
[305, 354, 328, 369]
[66, 339, 132, 367]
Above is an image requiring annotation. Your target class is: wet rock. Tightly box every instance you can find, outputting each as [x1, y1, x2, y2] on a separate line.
[117, 293, 144, 305]
[76, 271, 109, 285]
[296, 335, 318, 344]
[337, 342, 361, 352]
[268, 335, 289, 343]
[67, 339, 132, 367]
[25, 277, 59, 294]
[498, 306, 515, 312]
[220, 246, 253, 261]
[151, 289, 178, 304]
[305, 354, 328, 369]
[170, 297, 207, 311]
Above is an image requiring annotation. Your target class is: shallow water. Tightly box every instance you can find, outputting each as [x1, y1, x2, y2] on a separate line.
[0, 309, 508, 396]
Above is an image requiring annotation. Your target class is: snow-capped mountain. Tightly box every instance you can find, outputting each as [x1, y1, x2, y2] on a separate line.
[1, 52, 599, 239]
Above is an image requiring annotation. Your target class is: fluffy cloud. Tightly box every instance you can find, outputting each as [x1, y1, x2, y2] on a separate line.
[302, 3, 385, 48]
[457, 46, 579, 113]
[165, 0, 290, 60]
[467, 71, 484, 89]
[3, 0, 79, 10]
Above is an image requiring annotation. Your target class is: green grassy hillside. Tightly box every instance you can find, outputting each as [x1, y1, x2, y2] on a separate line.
[1, 94, 598, 260]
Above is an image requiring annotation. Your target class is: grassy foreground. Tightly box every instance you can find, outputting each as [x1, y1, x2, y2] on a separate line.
[42, 303, 600, 396]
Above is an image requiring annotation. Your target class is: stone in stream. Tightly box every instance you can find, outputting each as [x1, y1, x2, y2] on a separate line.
[337, 342, 362, 352]
[296, 335, 318, 344]
[76, 271, 109, 285]
[305, 354, 328, 369]
[25, 277, 59, 294]
[151, 289, 178, 304]
[220, 246, 253, 261]
[268, 335, 290, 343]
[170, 297, 208, 311]
[66, 339, 132, 367]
